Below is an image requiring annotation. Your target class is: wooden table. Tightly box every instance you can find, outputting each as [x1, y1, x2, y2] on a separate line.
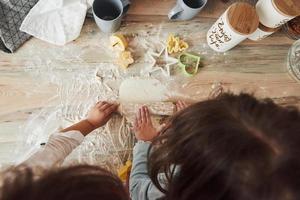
[0, 0, 299, 167]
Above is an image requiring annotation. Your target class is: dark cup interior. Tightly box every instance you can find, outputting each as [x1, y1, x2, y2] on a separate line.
[93, 0, 121, 20]
[183, 0, 205, 8]
[123, 4, 130, 14]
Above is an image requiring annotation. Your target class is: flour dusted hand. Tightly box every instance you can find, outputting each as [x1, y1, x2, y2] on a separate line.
[133, 106, 159, 142]
[87, 102, 118, 128]
[175, 100, 189, 112]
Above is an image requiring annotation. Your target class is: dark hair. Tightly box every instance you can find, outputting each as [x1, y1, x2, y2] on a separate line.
[149, 93, 300, 200]
[0, 165, 129, 200]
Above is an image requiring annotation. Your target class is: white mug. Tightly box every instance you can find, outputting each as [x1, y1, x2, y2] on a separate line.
[168, 0, 207, 20]
[256, 0, 297, 28]
[93, 0, 130, 33]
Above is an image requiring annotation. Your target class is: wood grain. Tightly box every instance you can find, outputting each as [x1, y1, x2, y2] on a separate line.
[273, 0, 300, 17]
[0, 0, 299, 166]
[227, 2, 259, 34]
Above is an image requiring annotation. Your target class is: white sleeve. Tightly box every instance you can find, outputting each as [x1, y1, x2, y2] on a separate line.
[21, 130, 84, 169]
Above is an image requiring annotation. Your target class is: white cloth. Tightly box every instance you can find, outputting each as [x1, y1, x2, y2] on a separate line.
[21, 130, 84, 170]
[20, 0, 88, 45]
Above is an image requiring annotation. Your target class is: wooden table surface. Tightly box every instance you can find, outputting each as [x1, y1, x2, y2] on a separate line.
[0, 0, 299, 166]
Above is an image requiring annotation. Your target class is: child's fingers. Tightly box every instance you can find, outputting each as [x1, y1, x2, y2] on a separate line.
[175, 102, 182, 111]
[138, 108, 143, 124]
[96, 101, 102, 105]
[96, 101, 106, 108]
[144, 106, 150, 123]
[178, 100, 184, 107]
[176, 100, 187, 111]
[99, 102, 111, 110]
[145, 106, 153, 125]
[175, 102, 179, 110]
[112, 104, 119, 111]
[181, 100, 188, 107]
[103, 104, 118, 114]
[141, 107, 146, 123]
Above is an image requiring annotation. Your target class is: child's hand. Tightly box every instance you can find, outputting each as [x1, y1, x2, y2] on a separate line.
[175, 100, 188, 112]
[87, 101, 118, 128]
[133, 106, 158, 142]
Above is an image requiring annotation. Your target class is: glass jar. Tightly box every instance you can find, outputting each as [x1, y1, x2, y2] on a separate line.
[287, 39, 300, 82]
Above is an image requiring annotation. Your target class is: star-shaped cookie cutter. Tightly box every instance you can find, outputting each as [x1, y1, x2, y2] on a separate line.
[145, 42, 178, 77]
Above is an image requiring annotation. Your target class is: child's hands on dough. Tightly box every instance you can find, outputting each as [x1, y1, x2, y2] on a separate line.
[133, 106, 159, 142]
[175, 100, 189, 112]
[87, 101, 118, 128]
[133, 101, 188, 141]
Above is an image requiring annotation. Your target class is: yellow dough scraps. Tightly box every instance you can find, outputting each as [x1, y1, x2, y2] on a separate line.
[116, 50, 134, 69]
[167, 34, 189, 54]
[179, 40, 189, 51]
[110, 34, 128, 51]
[117, 160, 132, 182]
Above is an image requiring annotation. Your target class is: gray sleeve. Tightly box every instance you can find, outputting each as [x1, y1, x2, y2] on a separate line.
[129, 141, 164, 200]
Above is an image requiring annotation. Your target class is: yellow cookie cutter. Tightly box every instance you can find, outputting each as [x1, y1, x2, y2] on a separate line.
[167, 34, 189, 54]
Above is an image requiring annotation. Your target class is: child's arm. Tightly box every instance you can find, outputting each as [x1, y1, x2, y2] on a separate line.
[129, 102, 188, 200]
[61, 101, 118, 135]
[129, 106, 164, 200]
[21, 102, 118, 170]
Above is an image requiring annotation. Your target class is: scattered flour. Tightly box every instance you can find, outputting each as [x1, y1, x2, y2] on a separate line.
[17, 28, 179, 173]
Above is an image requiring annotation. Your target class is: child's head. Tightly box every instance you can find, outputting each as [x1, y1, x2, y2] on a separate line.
[149, 93, 300, 200]
[1, 165, 128, 200]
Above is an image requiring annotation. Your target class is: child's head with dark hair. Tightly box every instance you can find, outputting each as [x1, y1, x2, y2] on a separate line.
[149, 93, 300, 200]
[0, 165, 129, 200]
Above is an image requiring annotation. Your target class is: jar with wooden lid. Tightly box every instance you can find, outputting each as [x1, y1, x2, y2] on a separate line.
[248, 23, 280, 41]
[207, 2, 259, 52]
[256, 0, 300, 28]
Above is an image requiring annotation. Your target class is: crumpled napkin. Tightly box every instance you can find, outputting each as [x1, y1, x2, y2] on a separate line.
[20, 0, 88, 45]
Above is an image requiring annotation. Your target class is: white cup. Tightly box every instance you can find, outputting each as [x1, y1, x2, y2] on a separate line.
[93, 0, 130, 33]
[256, 0, 297, 28]
[168, 0, 207, 20]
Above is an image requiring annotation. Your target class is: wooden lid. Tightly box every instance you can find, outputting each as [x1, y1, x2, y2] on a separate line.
[227, 3, 259, 35]
[273, 0, 300, 17]
[259, 23, 280, 32]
